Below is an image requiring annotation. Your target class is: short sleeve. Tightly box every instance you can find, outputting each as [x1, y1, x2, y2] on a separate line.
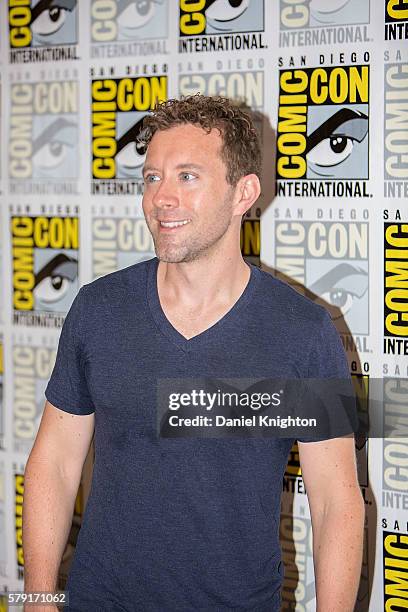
[45, 287, 95, 415]
[296, 310, 359, 443]
[308, 309, 350, 379]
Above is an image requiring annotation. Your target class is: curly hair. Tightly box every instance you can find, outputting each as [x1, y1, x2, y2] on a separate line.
[139, 94, 262, 186]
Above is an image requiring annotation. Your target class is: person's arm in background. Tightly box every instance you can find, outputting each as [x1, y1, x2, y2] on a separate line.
[23, 401, 94, 610]
[299, 436, 365, 611]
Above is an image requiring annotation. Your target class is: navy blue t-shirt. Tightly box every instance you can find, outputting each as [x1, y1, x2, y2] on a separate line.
[45, 257, 351, 612]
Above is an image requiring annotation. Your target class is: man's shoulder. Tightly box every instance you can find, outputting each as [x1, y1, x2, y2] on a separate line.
[256, 265, 328, 325]
[80, 257, 154, 303]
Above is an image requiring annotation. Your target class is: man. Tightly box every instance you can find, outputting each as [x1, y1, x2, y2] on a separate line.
[23, 95, 364, 611]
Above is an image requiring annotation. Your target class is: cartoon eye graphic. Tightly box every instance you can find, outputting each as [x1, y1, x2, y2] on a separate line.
[116, 117, 147, 174]
[33, 141, 69, 169]
[34, 254, 78, 305]
[308, 263, 368, 320]
[36, 275, 70, 303]
[306, 108, 368, 169]
[309, 0, 357, 26]
[310, 0, 351, 15]
[32, 8, 67, 36]
[307, 136, 354, 167]
[116, 141, 146, 171]
[321, 288, 354, 312]
[31, 0, 76, 37]
[32, 118, 77, 173]
[206, 0, 250, 23]
[117, 0, 158, 29]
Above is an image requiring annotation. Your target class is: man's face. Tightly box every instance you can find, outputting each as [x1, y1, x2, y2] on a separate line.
[142, 124, 237, 263]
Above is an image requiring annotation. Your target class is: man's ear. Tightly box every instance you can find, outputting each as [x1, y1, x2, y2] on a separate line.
[233, 174, 261, 217]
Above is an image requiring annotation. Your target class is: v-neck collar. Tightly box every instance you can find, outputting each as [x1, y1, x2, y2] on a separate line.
[146, 257, 261, 352]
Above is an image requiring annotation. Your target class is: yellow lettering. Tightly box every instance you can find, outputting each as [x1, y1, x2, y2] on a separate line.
[9, 2, 31, 47]
[93, 157, 115, 179]
[387, 0, 408, 19]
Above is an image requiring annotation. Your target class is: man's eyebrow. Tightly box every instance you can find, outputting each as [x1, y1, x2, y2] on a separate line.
[142, 165, 159, 176]
[142, 163, 206, 175]
[174, 163, 205, 170]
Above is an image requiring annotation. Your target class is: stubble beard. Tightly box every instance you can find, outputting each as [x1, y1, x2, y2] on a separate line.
[148, 198, 234, 264]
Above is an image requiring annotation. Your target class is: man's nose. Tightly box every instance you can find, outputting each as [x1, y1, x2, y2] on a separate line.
[152, 178, 179, 209]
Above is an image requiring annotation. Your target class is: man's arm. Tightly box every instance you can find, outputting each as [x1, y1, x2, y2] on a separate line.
[23, 401, 95, 597]
[298, 436, 365, 612]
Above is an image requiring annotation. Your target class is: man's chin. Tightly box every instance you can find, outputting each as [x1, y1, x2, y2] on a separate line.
[156, 247, 198, 264]
[157, 254, 194, 264]
[156, 248, 187, 263]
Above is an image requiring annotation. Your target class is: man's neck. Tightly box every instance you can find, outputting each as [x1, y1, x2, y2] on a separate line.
[157, 250, 250, 314]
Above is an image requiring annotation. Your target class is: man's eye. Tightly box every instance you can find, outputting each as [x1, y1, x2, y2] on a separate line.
[306, 135, 354, 167]
[145, 174, 160, 183]
[31, 7, 68, 36]
[181, 173, 195, 181]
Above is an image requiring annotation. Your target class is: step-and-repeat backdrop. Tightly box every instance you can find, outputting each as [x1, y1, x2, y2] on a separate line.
[0, 1, 407, 610]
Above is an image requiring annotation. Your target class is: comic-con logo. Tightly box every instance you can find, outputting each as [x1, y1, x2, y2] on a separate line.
[384, 223, 408, 355]
[8, 0, 78, 62]
[9, 80, 78, 193]
[280, 0, 369, 29]
[382, 379, 408, 510]
[383, 531, 408, 609]
[91, 0, 168, 47]
[276, 63, 370, 197]
[275, 221, 369, 342]
[11, 216, 79, 327]
[385, 0, 408, 40]
[91, 75, 167, 195]
[179, 0, 265, 53]
[384, 60, 408, 197]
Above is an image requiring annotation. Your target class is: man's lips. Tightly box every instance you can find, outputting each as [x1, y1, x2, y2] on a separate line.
[157, 219, 192, 231]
